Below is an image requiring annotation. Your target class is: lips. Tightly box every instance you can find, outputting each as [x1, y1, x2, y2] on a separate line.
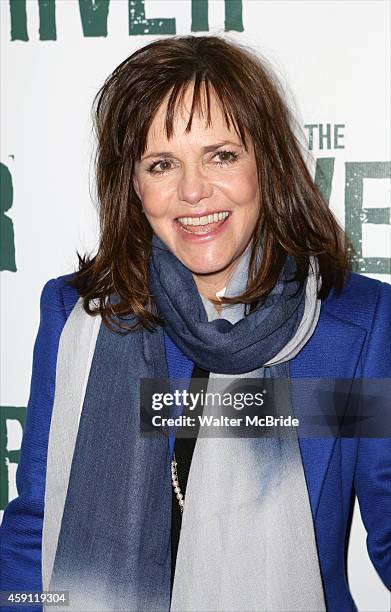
[176, 210, 230, 231]
[173, 211, 232, 244]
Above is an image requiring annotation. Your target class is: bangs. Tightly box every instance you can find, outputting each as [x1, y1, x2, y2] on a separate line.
[140, 74, 251, 157]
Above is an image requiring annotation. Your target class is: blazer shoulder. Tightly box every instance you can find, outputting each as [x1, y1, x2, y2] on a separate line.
[40, 272, 80, 320]
[322, 271, 391, 333]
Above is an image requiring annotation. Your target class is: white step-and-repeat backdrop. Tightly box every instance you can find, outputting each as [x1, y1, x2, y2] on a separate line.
[1, 1, 390, 609]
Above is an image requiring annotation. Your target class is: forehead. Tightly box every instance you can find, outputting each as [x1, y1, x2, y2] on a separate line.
[145, 83, 242, 149]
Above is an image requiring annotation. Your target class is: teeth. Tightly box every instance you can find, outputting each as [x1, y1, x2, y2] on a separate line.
[177, 211, 229, 226]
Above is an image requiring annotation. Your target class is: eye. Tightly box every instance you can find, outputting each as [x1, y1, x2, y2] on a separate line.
[147, 159, 173, 175]
[212, 150, 239, 166]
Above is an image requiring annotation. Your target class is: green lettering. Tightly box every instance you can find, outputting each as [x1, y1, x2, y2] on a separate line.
[304, 124, 317, 151]
[9, 0, 28, 41]
[191, 0, 208, 32]
[128, 0, 175, 35]
[314, 157, 335, 206]
[9, 0, 56, 42]
[0, 407, 26, 510]
[345, 161, 391, 274]
[225, 0, 243, 32]
[319, 123, 332, 150]
[79, 0, 110, 37]
[0, 163, 17, 272]
[334, 124, 345, 149]
[39, 0, 56, 41]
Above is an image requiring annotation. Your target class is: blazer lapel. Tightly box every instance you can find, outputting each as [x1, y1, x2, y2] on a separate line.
[289, 309, 367, 519]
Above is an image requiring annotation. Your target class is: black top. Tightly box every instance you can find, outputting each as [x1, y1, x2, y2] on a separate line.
[170, 364, 210, 593]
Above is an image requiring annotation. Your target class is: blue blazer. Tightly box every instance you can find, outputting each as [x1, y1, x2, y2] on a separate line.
[1, 271, 390, 612]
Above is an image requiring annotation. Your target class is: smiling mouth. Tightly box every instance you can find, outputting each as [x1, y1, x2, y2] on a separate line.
[175, 211, 230, 234]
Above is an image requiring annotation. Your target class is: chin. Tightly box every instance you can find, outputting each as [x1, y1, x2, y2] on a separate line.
[180, 253, 234, 276]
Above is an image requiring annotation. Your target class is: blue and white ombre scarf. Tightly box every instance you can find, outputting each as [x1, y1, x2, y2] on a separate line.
[42, 234, 325, 611]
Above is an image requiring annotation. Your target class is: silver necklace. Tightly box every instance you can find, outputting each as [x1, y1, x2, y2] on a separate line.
[171, 452, 184, 513]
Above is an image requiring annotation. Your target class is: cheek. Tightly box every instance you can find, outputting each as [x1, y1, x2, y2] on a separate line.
[137, 180, 173, 218]
[224, 166, 259, 201]
[233, 187, 261, 236]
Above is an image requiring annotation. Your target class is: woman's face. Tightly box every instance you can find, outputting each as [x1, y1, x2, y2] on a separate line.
[132, 85, 261, 294]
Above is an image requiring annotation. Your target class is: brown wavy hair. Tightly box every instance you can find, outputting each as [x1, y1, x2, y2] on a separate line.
[67, 34, 352, 333]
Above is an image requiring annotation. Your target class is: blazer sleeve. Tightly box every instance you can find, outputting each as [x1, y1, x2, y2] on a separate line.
[0, 278, 69, 612]
[353, 280, 391, 589]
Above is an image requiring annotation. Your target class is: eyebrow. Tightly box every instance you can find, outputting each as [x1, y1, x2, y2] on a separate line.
[140, 140, 243, 161]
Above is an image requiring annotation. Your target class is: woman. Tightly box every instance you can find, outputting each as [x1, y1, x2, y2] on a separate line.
[1, 35, 390, 612]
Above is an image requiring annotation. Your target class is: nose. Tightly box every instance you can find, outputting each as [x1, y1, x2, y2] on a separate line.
[177, 163, 213, 206]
